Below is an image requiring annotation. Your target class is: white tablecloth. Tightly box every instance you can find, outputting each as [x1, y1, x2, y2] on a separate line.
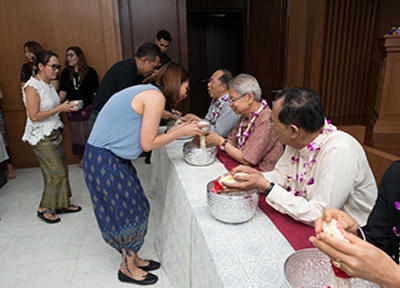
[148, 139, 295, 287]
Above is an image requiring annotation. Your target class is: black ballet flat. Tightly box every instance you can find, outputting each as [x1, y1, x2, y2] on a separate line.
[138, 260, 161, 271]
[118, 270, 158, 285]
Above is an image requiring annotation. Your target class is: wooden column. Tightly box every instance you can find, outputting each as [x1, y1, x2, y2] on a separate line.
[373, 35, 400, 133]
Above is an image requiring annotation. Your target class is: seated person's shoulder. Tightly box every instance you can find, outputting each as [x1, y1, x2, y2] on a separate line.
[325, 130, 361, 146]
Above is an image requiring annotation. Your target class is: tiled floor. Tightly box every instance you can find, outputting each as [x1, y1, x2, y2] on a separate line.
[0, 158, 173, 288]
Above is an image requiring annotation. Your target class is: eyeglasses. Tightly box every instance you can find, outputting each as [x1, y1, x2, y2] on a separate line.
[46, 64, 62, 71]
[228, 92, 248, 103]
[268, 116, 281, 127]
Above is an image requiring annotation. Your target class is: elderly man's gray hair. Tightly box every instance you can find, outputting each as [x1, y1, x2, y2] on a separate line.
[228, 73, 262, 102]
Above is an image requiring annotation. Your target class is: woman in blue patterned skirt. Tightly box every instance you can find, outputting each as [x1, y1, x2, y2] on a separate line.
[83, 62, 205, 285]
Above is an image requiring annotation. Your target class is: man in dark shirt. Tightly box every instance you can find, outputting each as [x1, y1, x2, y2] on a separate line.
[155, 30, 172, 68]
[88, 42, 162, 131]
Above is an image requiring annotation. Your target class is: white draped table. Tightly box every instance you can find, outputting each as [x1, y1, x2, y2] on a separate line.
[148, 139, 295, 287]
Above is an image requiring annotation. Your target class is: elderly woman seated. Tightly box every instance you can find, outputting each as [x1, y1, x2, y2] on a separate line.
[205, 73, 283, 172]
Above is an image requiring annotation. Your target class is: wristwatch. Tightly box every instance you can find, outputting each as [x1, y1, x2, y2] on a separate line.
[263, 182, 275, 197]
[220, 139, 228, 151]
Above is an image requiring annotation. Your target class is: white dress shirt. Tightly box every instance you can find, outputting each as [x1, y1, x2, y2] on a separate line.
[263, 127, 377, 226]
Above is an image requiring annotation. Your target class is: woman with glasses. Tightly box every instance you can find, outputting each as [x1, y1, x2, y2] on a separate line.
[205, 73, 283, 171]
[59, 46, 99, 168]
[22, 50, 82, 224]
[83, 62, 205, 285]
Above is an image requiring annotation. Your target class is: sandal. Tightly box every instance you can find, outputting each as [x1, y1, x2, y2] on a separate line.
[37, 209, 60, 224]
[55, 205, 82, 214]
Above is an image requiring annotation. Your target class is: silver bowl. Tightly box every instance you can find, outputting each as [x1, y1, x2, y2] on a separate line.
[183, 141, 217, 166]
[197, 120, 210, 133]
[206, 181, 258, 224]
[70, 100, 83, 110]
[284, 248, 380, 288]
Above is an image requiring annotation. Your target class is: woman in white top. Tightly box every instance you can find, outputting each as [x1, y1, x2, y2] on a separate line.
[22, 50, 81, 224]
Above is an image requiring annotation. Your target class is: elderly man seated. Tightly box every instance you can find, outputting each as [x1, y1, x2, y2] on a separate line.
[205, 73, 283, 172]
[225, 87, 377, 225]
[182, 69, 239, 138]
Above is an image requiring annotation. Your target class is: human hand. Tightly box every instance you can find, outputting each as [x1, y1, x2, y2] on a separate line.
[314, 208, 358, 236]
[205, 132, 223, 146]
[309, 231, 400, 287]
[221, 165, 268, 192]
[181, 113, 201, 122]
[59, 100, 78, 113]
[177, 120, 205, 137]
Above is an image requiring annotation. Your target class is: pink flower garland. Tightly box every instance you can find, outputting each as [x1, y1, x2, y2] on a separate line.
[210, 94, 229, 124]
[287, 119, 334, 197]
[393, 201, 400, 237]
[236, 99, 268, 149]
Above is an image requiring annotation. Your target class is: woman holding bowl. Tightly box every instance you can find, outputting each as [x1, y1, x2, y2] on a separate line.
[83, 62, 205, 285]
[22, 50, 82, 224]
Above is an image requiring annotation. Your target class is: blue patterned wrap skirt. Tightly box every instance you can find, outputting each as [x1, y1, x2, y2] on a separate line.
[83, 143, 149, 253]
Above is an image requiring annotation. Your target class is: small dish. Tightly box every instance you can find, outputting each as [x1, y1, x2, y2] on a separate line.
[70, 100, 83, 110]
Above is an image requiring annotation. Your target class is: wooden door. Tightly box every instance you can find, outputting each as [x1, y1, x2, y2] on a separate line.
[118, 0, 189, 113]
[187, 0, 289, 117]
[244, 0, 289, 104]
[187, 12, 243, 118]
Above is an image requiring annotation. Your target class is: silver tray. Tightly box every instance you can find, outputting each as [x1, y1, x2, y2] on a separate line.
[284, 248, 380, 288]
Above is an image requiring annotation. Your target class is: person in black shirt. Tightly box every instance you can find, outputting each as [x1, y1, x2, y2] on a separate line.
[59, 46, 99, 167]
[155, 30, 172, 68]
[21, 41, 43, 87]
[88, 42, 162, 132]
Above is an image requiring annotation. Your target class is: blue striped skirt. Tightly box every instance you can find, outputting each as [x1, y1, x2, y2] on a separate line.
[83, 143, 149, 253]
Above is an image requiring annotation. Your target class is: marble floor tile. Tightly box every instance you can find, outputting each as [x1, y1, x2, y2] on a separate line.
[0, 159, 173, 288]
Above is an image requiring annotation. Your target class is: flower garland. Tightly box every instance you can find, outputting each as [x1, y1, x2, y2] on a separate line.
[393, 201, 400, 237]
[287, 119, 335, 197]
[210, 94, 229, 124]
[236, 99, 268, 150]
[73, 75, 80, 90]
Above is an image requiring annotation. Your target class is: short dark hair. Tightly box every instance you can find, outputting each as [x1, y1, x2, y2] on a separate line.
[216, 68, 233, 85]
[36, 50, 58, 66]
[276, 87, 325, 133]
[135, 42, 162, 62]
[156, 30, 172, 42]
